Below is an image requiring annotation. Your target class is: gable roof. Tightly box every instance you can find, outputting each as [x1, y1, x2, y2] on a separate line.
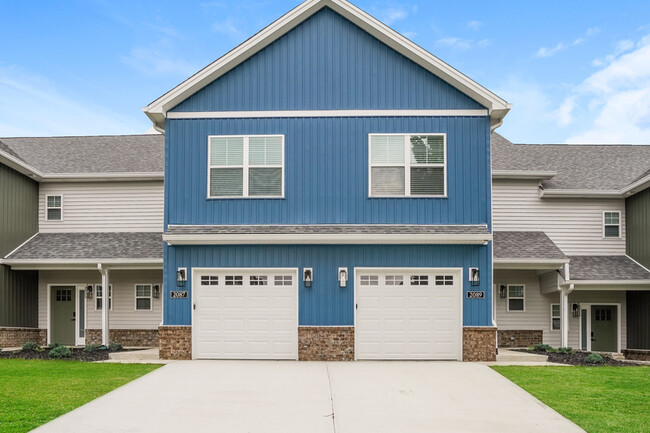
[0, 134, 164, 181]
[567, 255, 650, 282]
[492, 133, 650, 195]
[493, 231, 567, 261]
[143, 0, 510, 130]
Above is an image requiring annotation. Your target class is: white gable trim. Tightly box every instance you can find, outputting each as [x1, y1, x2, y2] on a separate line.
[168, 109, 488, 119]
[143, 0, 510, 130]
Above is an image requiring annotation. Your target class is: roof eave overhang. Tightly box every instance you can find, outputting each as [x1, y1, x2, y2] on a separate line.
[39, 172, 165, 183]
[0, 258, 163, 271]
[493, 258, 568, 270]
[492, 170, 557, 180]
[562, 279, 650, 290]
[540, 189, 623, 199]
[0, 149, 43, 180]
[163, 233, 492, 245]
[143, 0, 510, 129]
[621, 174, 650, 197]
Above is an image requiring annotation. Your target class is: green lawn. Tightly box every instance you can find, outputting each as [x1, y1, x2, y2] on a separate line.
[492, 366, 650, 433]
[0, 359, 161, 433]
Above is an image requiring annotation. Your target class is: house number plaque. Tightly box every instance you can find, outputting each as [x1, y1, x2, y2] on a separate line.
[170, 291, 189, 299]
[466, 291, 485, 299]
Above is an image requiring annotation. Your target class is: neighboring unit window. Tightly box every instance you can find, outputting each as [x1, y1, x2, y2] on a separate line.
[96, 285, 112, 311]
[360, 275, 379, 285]
[46, 195, 62, 221]
[435, 275, 454, 286]
[551, 304, 561, 330]
[507, 285, 525, 312]
[208, 135, 283, 198]
[369, 134, 446, 197]
[410, 275, 429, 286]
[603, 212, 620, 237]
[385, 275, 404, 285]
[274, 275, 293, 286]
[135, 284, 152, 311]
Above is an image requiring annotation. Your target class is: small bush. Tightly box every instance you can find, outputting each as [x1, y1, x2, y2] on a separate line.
[557, 347, 575, 355]
[83, 344, 107, 353]
[108, 342, 123, 352]
[533, 343, 554, 352]
[49, 345, 71, 359]
[22, 341, 40, 351]
[585, 353, 604, 364]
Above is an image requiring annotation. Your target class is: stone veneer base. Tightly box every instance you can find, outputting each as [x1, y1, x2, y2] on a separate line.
[298, 327, 354, 361]
[623, 349, 650, 361]
[497, 330, 543, 348]
[0, 327, 46, 347]
[463, 327, 497, 361]
[85, 329, 159, 347]
[159, 326, 192, 360]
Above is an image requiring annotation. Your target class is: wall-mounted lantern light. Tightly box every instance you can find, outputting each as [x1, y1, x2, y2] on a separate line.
[303, 268, 313, 288]
[86, 285, 93, 299]
[499, 284, 507, 299]
[338, 267, 348, 288]
[572, 303, 580, 317]
[177, 268, 187, 287]
[469, 268, 480, 287]
[153, 284, 161, 299]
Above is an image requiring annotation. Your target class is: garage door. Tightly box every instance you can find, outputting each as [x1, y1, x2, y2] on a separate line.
[355, 268, 462, 360]
[193, 268, 298, 360]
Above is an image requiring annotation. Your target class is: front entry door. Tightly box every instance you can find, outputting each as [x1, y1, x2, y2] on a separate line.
[51, 286, 76, 345]
[591, 305, 617, 352]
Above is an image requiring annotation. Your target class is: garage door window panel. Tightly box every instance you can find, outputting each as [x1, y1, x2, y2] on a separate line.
[225, 276, 243, 286]
[201, 276, 219, 286]
[250, 276, 268, 286]
[385, 275, 404, 285]
[274, 275, 293, 286]
[410, 275, 429, 286]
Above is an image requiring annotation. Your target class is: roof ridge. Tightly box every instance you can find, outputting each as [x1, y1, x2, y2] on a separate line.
[0, 133, 161, 140]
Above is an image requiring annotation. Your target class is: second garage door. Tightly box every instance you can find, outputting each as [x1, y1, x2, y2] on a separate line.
[193, 268, 298, 360]
[355, 268, 462, 360]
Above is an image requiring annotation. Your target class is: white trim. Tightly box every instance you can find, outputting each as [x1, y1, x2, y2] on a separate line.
[622, 173, 650, 196]
[491, 170, 556, 180]
[76, 286, 87, 346]
[0, 148, 43, 180]
[506, 284, 525, 312]
[3, 232, 38, 259]
[540, 189, 622, 199]
[368, 133, 447, 198]
[565, 279, 650, 286]
[550, 303, 561, 331]
[168, 109, 488, 119]
[134, 283, 154, 311]
[578, 303, 622, 353]
[39, 172, 165, 182]
[94, 284, 113, 312]
[45, 194, 63, 222]
[493, 258, 569, 270]
[47, 284, 82, 346]
[602, 210, 621, 239]
[143, 0, 510, 129]
[207, 135, 285, 199]
[191, 267, 299, 360]
[1, 259, 163, 271]
[353, 267, 464, 361]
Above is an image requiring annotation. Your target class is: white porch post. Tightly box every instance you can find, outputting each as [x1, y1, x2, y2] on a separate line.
[98, 264, 110, 346]
[560, 284, 574, 348]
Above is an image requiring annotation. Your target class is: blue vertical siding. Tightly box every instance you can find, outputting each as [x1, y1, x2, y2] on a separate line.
[165, 116, 491, 227]
[164, 242, 492, 327]
[171, 8, 483, 112]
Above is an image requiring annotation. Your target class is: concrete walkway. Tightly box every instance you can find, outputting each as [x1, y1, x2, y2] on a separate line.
[32, 361, 584, 433]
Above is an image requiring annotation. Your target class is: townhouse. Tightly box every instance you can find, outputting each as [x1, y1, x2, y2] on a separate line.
[0, 135, 164, 347]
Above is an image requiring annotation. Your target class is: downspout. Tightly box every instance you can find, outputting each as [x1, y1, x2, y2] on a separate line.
[97, 263, 110, 346]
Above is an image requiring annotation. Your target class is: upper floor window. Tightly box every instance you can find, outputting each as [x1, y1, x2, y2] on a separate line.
[46, 195, 62, 221]
[369, 134, 446, 197]
[208, 135, 284, 198]
[603, 211, 620, 238]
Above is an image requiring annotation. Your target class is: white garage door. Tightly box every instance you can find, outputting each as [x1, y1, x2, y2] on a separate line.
[193, 268, 298, 360]
[355, 268, 462, 360]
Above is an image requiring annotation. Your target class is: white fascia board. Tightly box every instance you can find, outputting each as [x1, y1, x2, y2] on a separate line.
[163, 233, 492, 245]
[0, 150, 43, 180]
[493, 258, 568, 270]
[563, 279, 650, 286]
[622, 174, 650, 196]
[1, 258, 163, 271]
[491, 170, 557, 180]
[39, 172, 165, 182]
[539, 188, 623, 199]
[143, 0, 510, 128]
[167, 109, 488, 119]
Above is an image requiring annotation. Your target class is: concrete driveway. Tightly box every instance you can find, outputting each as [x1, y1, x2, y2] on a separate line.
[33, 361, 584, 433]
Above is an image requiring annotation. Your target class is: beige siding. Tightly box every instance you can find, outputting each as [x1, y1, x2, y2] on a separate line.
[39, 181, 163, 232]
[539, 271, 560, 293]
[493, 179, 626, 255]
[38, 269, 162, 331]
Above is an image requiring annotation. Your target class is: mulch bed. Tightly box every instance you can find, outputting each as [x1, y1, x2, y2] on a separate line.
[0, 347, 124, 362]
[517, 349, 635, 366]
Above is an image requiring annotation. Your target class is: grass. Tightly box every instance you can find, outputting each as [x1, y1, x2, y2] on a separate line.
[492, 366, 650, 433]
[0, 359, 161, 433]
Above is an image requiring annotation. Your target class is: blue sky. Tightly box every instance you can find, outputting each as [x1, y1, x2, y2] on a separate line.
[2, 0, 650, 143]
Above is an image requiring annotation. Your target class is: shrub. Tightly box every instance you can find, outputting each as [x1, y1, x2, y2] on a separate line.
[585, 353, 604, 364]
[49, 345, 71, 359]
[83, 344, 107, 353]
[533, 343, 554, 352]
[557, 347, 574, 355]
[48, 342, 64, 349]
[108, 342, 123, 352]
[22, 341, 40, 351]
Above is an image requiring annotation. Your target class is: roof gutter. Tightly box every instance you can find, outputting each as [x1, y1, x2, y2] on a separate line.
[539, 188, 623, 199]
[39, 172, 165, 183]
[0, 149, 43, 180]
[492, 170, 556, 180]
[493, 258, 569, 270]
[1, 258, 163, 271]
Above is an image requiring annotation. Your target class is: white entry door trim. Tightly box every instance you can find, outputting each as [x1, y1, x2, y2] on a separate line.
[354, 267, 464, 361]
[191, 267, 299, 360]
[577, 302, 621, 353]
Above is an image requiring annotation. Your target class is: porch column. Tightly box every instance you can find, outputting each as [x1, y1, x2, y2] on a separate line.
[560, 284, 574, 348]
[98, 264, 110, 346]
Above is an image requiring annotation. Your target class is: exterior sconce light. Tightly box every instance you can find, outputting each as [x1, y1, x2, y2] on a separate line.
[153, 284, 161, 299]
[177, 268, 187, 287]
[572, 303, 580, 317]
[86, 285, 93, 299]
[499, 285, 507, 299]
[469, 268, 480, 287]
[338, 267, 348, 288]
[303, 268, 313, 288]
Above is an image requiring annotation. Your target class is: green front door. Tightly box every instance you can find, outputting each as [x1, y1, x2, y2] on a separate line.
[591, 305, 617, 352]
[51, 286, 76, 345]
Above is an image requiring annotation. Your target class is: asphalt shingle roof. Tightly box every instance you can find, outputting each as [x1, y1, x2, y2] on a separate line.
[493, 231, 567, 260]
[0, 134, 164, 174]
[568, 255, 650, 281]
[492, 133, 650, 191]
[5, 232, 163, 260]
[165, 224, 490, 235]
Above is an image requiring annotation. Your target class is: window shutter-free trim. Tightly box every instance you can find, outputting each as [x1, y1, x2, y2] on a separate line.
[603, 211, 621, 238]
[46, 195, 63, 221]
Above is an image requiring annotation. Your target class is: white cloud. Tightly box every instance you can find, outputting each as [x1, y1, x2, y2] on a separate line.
[0, 66, 145, 137]
[212, 16, 246, 39]
[592, 39, 634, 67]
[535, 27, 599, 58]
[371, 3, 418, 25]
[436, 37, 490, 50]
[466, 20, 482, 31]
[121, 45, 197, 77]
